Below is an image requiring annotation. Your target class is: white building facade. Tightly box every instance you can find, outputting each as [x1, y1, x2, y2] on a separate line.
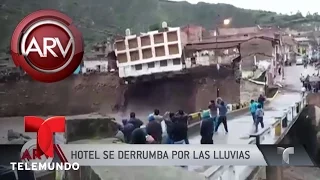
[81, 60, 108, 74]
[114, 24, 183, 79]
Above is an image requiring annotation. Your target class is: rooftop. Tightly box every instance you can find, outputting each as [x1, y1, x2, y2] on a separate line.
[294, 37, 311, 42]
[217, 27, 260, 36]
[282, 36, 296, 46]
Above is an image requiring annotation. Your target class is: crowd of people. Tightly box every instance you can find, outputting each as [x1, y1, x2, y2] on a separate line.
[114, 98, 232, 145]
[114, 94, 267, 145]
[300, 73, 320, 94]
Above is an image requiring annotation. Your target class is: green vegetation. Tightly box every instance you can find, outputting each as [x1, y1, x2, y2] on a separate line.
[1, 0, 320, 55]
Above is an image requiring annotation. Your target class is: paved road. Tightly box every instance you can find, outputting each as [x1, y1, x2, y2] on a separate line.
[283, 64, 316, 91]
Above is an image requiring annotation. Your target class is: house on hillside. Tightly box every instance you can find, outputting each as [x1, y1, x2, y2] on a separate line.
[81, 42, 114, 74]
[212, 26, 283, 84]
[82, 53, 108, 74]
[281, 35, 297, 64]
[184, 40, 240, 69]
[183, 36, 281, 105]
[240, 36, 281, 86]
[294, 37, 312, 56]
[217, 26, 260, 36]
[180, 24, 205, 45]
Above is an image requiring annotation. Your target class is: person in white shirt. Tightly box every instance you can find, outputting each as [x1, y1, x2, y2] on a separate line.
[149, 109, 167, 143]
[301, 86, 306, 97]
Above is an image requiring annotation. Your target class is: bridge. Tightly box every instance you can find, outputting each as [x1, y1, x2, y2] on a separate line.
[188, 92, 307, 180]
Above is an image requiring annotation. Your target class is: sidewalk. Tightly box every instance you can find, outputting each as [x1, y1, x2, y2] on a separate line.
[189, 91, 302, 145]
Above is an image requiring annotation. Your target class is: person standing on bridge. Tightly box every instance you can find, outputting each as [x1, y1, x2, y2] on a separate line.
[200, 117, 214, 144]
[128, 112, 144, 129]
[301, 85, 306, 97]
[131, 128, 147, 144]
[173, 110, 190, 144]
[254, 104, 264, 133]
[171, 115, 188, 144]
[215, 101, 228, 134]
[208, 100, 218, 133]
[150, 109, 164, 123]
[258, 94, 266, 109]
[122, 119, 135, 143]
[249, 100, 258, 123]
[146, 115, 162, 144]
[164, 112, 175, 144]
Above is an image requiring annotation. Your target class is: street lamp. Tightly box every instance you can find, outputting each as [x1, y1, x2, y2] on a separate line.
[223, 19, 231, 25]
[216, 18, 231, 98]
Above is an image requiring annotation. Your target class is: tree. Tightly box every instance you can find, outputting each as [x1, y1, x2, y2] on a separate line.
[149, 23, 160, 31]
[270, 16, 275, 22]
[295, 11, 303, 18]
[306, 11, 312, 18]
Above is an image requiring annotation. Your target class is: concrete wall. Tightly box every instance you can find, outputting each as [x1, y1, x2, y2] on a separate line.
[240, 80, 264, 103]
[65, 115, 119, 143]
[0, 74, 123, 117]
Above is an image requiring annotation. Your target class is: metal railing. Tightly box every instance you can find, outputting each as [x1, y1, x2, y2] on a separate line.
[201, 96, 307, 180]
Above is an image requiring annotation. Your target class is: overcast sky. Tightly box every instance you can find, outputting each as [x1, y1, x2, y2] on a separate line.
[173, 0, 317, 15]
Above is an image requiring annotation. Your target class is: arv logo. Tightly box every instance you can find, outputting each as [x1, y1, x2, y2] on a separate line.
[22, 37, 73, 58]
[11, 9, 84, 83]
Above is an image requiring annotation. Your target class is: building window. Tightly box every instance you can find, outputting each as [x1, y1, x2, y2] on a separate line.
[135, 64, 142, 70]
[173, 58, 180, 65]
[147, 62, 155, 68]
[160, 60, 167, 67]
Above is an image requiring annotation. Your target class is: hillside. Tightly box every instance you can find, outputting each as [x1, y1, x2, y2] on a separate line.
[1, 0, 320, 56]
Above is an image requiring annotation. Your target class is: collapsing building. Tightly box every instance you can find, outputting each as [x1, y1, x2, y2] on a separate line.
[114, 22, 184, 83]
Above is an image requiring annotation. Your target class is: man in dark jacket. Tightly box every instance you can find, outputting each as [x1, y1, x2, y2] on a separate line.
[122, 119, 135, 143]
[200, 118, 214, 144]
[131, 128, 147, 144]
[173, 110, 188, 123]
[128, 112, 143, 129]
[171, 118, 188, 144]
[146, 116, 162, 143]
[258, 95, 266, 109]
[164, 112, 175, 144]
[215, 101, 228, 133]
[173, 110, 189, 144]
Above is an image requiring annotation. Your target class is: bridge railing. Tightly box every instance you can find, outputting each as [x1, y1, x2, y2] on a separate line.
[201, 96, 307, 180]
